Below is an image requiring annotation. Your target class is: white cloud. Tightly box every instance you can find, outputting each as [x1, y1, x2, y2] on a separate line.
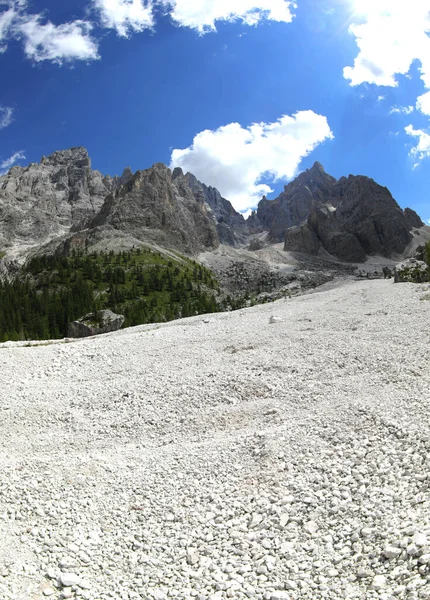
[170, 110, 333, 212]
[93, 0, 154, 37]
[417, 91, 430, 116]
[377, 95, 385, 102]
[0, 105, 13, 129]
[0, 150, 25, 175]
[390, 105, 414, 115]
[344, 1, 430, 165]
[161, 0, 296, 33]
[19, 16, 99, 63]
[0, 0, 296, 63]
[344, 2, 430, 89]
[405, 125, 430, 162]
[0, 1, 99, 63]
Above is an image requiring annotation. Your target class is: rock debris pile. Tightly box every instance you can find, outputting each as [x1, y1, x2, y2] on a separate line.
[0, 279, 429, 600]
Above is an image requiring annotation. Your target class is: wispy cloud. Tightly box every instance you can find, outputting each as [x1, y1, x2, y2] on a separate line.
[0, 150, 26, 175]
[171, 110, 333, 212]
[390, 105, 414, 115]
[405, 125, 430, 163]
[0, 105, 13, 129]
[0, 1, 17, 53]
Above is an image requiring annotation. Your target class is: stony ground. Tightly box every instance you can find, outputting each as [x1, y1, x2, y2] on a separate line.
[0, 279, 429, 600]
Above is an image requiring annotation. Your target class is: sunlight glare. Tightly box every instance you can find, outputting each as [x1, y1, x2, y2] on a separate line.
[352, 0, 397, 17]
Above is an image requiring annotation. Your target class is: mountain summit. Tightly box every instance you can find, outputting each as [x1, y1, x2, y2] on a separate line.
[248, 162, 423, 261]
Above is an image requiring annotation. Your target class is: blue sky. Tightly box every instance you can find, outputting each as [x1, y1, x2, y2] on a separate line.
[0, 0, 429, 221]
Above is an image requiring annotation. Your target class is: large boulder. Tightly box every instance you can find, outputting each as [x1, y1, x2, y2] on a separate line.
[284, 222, 320, 256]
[68, 310, 125, 338]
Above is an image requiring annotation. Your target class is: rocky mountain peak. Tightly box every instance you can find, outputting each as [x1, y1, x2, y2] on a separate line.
[255, 162, 337, 241]
[0, 146, 110, 252]
[119, 166, 134, 186]
[171, 167, 184, 181]
[297, 161, 336, 187]
[308, 161, 326, 175]
[40, 146, 90, 168]
[283, 167, 424, 261]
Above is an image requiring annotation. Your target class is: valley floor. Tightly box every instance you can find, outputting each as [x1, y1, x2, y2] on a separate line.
[0, 280, 429, 600]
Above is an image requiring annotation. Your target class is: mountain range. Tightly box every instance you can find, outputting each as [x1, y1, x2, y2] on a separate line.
[0, 146, 426, 264]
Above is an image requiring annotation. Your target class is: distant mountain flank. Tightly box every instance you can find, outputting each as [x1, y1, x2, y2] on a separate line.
[0, 147, 425, 264]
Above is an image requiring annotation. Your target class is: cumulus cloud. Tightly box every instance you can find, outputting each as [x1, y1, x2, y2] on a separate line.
[344, 2, 430, 89]
[405, 125, 430, 163]
[19, 16, 99, 63]
[0, 0, 99, 63]
[0, 105, 13, 129]
[170, 111, 333, 212]
[417, 91, 430, 116]
[93, 0, 154, 37]
[161, 0, 296, 33]
[0, 150, 26, 175]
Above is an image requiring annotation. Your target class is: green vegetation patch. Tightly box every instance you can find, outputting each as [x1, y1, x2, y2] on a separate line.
[0, 247, 247, 342]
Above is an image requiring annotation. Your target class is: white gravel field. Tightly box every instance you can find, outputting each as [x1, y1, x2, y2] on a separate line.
[0, 279, 430, 600]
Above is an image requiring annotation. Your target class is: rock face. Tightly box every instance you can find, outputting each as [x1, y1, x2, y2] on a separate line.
[251, 162, 338, 241]
[0, 149, 233, 258]
[0, 147, 112, 251]
[275, 163, 424, 262]
[68, 309, 125, 338]
[178, 170, 248, 246]
[91, 163, 220, 255]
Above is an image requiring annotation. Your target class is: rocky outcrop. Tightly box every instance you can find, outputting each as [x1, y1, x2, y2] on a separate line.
[0, 147, 111, 251]
[90, 163, 220, 255]
[68, 309, 125, 338]
[394, 258, 429, 283]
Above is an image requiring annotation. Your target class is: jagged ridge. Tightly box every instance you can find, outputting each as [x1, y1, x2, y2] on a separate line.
[0, 149, 426, 264]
